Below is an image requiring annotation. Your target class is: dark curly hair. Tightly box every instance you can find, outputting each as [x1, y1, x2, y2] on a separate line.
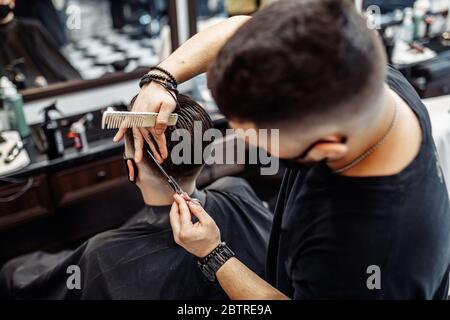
[208, 0, 386, 127]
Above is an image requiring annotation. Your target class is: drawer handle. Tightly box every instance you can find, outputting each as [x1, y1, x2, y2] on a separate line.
[0, 177, 34, 203]
[96, 170, 107, 180]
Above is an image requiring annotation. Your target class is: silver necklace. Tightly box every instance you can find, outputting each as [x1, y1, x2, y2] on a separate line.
[332, 99, 399, 174]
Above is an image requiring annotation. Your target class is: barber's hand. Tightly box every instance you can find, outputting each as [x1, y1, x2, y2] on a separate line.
[113, 81, 177, 163]
[169, 194, 221, 258]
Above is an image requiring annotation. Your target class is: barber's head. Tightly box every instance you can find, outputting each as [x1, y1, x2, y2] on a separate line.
[0, 0, 15, 22]
[208, 0, 387, 166]
[124, 93, 213, 190]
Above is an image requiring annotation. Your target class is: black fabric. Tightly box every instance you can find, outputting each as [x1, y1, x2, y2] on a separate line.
[0, 177, 272, 300]
[266, 66, 450, 299]
[0, 18, 80, 88]
[14, 0, 67, 47]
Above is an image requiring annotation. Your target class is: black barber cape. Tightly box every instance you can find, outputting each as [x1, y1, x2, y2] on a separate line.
[0, 177, 272, 299]
[0, 18, 80, 87]
[266, 66, 450, 299]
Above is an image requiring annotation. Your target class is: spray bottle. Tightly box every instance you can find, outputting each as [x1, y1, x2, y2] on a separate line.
[41, 102, 64, 160]
[68, 113, 93, 153]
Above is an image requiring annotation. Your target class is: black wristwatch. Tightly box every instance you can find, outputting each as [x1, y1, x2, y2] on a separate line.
[197, 242, 235, 282]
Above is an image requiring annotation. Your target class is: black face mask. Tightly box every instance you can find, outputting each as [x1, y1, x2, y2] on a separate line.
[0, 4, 12, 20]
[280, 158, 323, 172]
[279, 137, 347, 172]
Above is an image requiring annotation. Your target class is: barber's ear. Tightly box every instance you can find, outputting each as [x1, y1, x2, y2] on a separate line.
[307, 136, 348, 162]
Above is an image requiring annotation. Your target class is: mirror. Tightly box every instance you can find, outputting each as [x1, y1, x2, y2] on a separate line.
[0, 0, 170, 92]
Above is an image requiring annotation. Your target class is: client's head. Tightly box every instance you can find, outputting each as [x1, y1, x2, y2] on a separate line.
[124, 93, 213, 203]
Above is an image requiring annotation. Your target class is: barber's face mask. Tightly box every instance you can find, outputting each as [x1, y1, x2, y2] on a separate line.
[280, 158, 318, 171]
[0, 4, 12, 20]
[279, 137, 347, 171]
[278, 140, 321, 171]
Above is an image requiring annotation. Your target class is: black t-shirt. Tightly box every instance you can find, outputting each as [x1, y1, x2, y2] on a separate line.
[266, 67, 450, 299]
[0, 177, 272, 300]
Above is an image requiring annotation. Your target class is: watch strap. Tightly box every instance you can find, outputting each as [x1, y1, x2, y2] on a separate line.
[197, 242, 235, 282]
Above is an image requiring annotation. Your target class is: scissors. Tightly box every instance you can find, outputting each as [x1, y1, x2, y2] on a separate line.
[145, 148, 201, 206]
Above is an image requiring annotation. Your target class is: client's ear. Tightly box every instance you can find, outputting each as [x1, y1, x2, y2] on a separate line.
[126, 159, 136, 182]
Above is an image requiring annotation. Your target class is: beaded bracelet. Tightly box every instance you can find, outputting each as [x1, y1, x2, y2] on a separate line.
[149, 66, 178, 88]
[140, 73, 176, 87]
[139, 73, 177, 92]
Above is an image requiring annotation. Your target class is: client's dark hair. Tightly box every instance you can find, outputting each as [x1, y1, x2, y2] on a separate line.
[208, 0, 387, 127]
[125, 93, 214, 179]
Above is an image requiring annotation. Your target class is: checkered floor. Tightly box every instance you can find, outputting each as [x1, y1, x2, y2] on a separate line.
[62, 30, 161, 79]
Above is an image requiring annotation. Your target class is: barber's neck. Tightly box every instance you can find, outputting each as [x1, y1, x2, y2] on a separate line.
[327, 85, 409, 176]
[138, 177, 196, 206]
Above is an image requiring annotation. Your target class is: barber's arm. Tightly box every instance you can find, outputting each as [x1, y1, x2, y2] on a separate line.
[113, 16, 252, 162]
[169, 194, 289, 300]
[155, 15, 252, 84]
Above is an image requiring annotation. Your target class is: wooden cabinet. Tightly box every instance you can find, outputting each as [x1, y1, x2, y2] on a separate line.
[0, 174, 53, 230]
[0, 155, 129, 230]
[49, 155, 128, 207]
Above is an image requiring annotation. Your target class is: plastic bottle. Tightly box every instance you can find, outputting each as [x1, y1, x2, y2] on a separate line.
[0, 79, 11, 131]
[401, 8, 416, 43]
[414, 0, 429, 39]
[0, 77, 30, 138]
[68, 117, 89, 152]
